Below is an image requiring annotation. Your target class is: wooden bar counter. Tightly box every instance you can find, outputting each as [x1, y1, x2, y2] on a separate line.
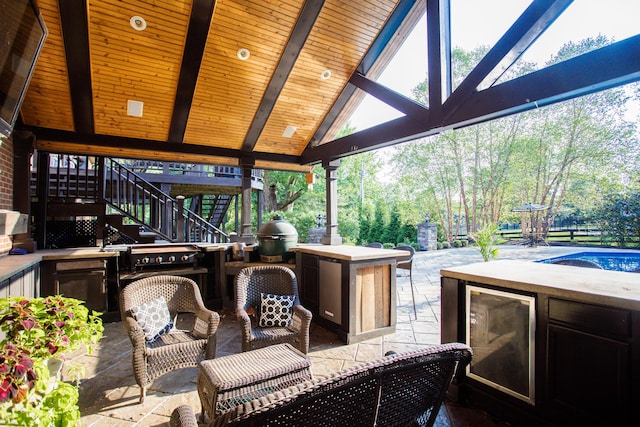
[293, 244, 408, 344]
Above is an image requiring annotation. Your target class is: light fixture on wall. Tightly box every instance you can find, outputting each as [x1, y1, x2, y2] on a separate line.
[320, 70, 331, 80]
[130, 16, 147, 31]
[237, 48, 250, 60]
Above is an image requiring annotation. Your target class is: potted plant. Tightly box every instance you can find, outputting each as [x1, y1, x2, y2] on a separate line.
[0, 295, 103, 426]
[0, 295, 103, 361]
[0, 343, 81, 426]
[470, 223, 502, 262]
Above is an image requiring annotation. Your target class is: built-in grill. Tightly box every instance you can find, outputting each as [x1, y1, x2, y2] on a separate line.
[118, 243, 208, 289]
[123, 243, 201, 273]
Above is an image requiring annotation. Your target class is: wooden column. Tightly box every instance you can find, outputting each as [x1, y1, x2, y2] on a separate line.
[321, 159, 342, 245]
[240, 159, 256, 244]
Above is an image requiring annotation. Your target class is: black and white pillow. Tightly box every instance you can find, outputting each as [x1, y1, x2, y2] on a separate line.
[259, 293, 295, 327]
[130, 296, 174, 342]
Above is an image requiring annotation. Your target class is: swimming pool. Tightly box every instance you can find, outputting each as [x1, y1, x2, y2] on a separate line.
[537, 251, 640, 272]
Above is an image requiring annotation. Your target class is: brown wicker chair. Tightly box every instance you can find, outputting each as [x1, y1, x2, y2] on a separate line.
[235, 265, 312, 354]
[120, 275, 220, 403]
[170, 342, 472, 427]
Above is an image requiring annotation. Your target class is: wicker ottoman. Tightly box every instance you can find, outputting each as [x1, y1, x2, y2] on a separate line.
[197, 343, 312, 422]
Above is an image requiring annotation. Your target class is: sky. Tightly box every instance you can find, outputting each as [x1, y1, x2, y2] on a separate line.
[348, 0, 640, 132]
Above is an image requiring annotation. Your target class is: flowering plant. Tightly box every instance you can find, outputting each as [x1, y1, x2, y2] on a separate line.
[0, 295, 103, 360]
[0, 346, 80, 426]
[0, 295, 103, 426]
[0, 344, 38, 404]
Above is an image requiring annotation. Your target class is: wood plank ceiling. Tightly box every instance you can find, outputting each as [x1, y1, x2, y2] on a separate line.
[16, 0, 640, 171]
[20, 0, 414, 171]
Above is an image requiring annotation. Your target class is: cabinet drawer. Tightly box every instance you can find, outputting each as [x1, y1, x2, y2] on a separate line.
[55, 259, 106, 271]
[548, 298, 630, 339]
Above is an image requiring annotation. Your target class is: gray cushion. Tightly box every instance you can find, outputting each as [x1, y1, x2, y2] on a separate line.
[130, 296, 174, 342]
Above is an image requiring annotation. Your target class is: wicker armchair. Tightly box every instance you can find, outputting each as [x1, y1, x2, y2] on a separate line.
[120, 275, 220, 403]
[394, 245, 417, 319]
[170, 343, 472, 427]
[235, 266, 312, 354]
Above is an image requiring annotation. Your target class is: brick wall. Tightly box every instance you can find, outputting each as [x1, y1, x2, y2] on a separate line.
[0, 136, 14, 254]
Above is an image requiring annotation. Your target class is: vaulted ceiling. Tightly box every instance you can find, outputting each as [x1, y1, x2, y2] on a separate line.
[17, 0, 640, 171]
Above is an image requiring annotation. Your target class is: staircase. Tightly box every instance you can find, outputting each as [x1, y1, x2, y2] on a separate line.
[103, 158, 228, 243]
[33, 153, 230, 247]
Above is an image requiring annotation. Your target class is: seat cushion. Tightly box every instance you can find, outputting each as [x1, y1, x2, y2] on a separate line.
[259, 293, 295, 327]
[130, 296, 174, 342]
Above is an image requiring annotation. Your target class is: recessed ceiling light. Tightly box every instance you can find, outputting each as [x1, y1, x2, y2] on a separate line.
[321, 70, 331, 80]
[127, 100, 144, 117]
[282, 126, 297, 138]
[130, 16, 147, 31]
[237, 48, 250, 60]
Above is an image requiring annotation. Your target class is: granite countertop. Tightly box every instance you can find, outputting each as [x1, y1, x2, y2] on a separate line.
[292, 244, 409, 261]
[440, 259, 640, 310]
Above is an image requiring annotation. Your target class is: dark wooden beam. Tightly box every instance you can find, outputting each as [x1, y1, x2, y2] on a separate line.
[168, 0, 217, 143]
[310, 0, 421, 147]
[349, 72, 428, 119]
[25, 126, 302, 165]
[58, 0, 94, 134]
[241, 0, 325, 152]
[302, 36, 640, 164]
[444, 0, 572, 116]
[426, 0, 451, 121]
[447, 35, 640, 127]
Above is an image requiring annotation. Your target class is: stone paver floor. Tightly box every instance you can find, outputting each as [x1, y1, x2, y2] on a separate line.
[72, 244, 587, 426]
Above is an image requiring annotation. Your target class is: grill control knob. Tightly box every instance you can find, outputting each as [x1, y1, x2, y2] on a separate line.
[181, 254, 190, 262]
[168, 255, 176, 263]
[141, 257, 150, 264]
[155, 256, 163, 264]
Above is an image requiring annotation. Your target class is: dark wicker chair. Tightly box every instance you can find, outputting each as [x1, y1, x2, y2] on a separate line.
[120, 275, 220, 403]
[170, 342, 472, 427]
[394, 245, 417, 319]
[365, 242, 383, 248]
[235, 265, 312, 354]
[550, 259, 603, 269]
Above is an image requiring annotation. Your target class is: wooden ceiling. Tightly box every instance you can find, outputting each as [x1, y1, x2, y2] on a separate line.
[16, 0, 640, 172]
[19, 0, 420, 171]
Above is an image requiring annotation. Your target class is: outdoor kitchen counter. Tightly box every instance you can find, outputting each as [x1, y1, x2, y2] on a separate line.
[293, 244, 406, 344]
[440, 259, 640, 425]
[0, 248, 117, 283]
[440, 259, 640, 310]
[292, 244, 409, 261]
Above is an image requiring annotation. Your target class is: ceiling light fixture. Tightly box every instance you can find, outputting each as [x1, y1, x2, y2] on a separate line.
[130, 16, 147, 31]
[321, 70, 331, 80]
[282, 125, 297, 138]
[127, 100, 144, 117]
[237, 48, 250, 61]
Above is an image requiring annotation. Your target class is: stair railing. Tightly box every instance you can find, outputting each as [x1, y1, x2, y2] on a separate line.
[103, 158, 228, 243]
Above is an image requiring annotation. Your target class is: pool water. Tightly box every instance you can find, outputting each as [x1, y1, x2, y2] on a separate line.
[537, 251, 640, 272]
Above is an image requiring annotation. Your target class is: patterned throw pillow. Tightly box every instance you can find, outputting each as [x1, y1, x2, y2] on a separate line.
[130, 296, 174, 342]
[259, 293, 295, 327]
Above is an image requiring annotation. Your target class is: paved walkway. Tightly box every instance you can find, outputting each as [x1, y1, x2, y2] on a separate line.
[74, 244, 583, 426]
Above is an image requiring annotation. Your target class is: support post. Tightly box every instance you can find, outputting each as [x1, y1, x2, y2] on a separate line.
[176, 195, 185, 242]
[321, 159, 342, 245]
[240, 159, 256, 244]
